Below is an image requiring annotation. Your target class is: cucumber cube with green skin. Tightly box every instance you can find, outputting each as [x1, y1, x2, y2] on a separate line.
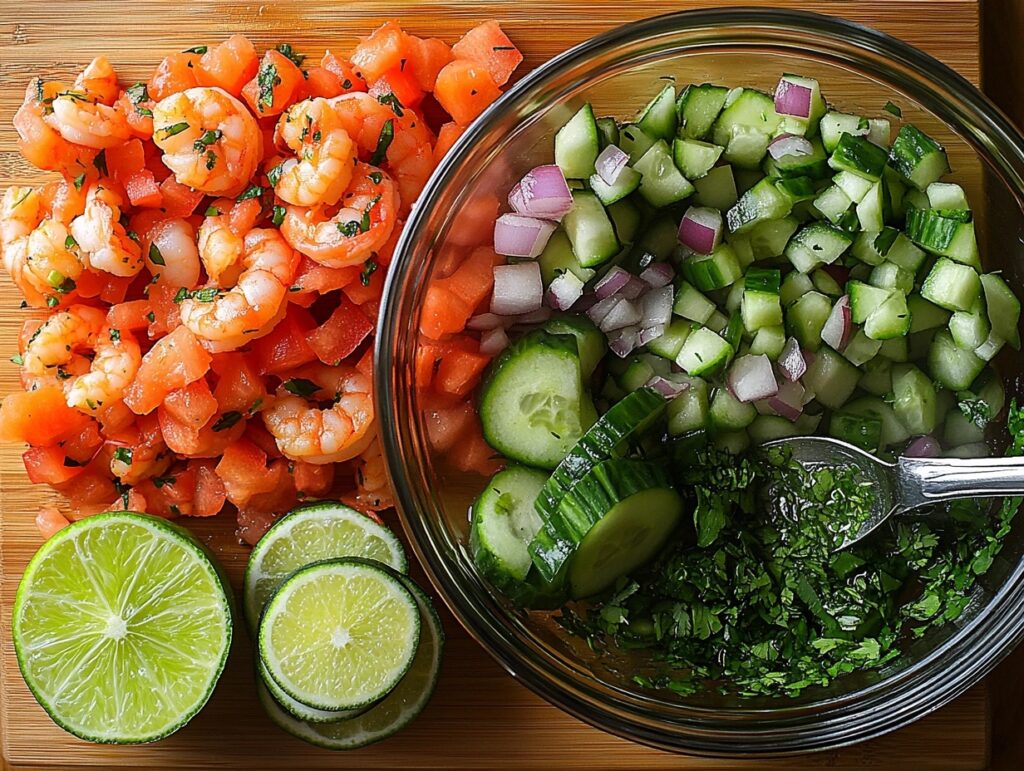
[636, 84, 678, 141]
[927, 182, 969, 210]
[726, 178, 792, 233]
[741, 290, 783, 332]
[589, 167, 642, 206]
[803, 346, 861, 409]
[869, 262, 914, 294]
[811, 268, 843, 297]
[749, 217, 798, 259]
[855, 179, 891, 232]
[813, 184, 854, 225]
[607, 198, 642, 245]
[780, 271, 815, 306]
[842, 330, 882, 366]
[786, 291, 832, 351]
[749, 325, 786, 358]
[905, 208, 980, 268]
[676, 83, 729, 141]
[710, 387, 757, 431]
[851, 229, 892, 266]
[676, 326, 734, 376]
[884, 233, 927, 272]
[848, 281, 892, 324]
[618, 124, 656, 164]
[673, 138, 724, 180]
[841, 396, 911, 447]
[562, 191, 620, 268]
[928, 329, 986, 390]
[833, 171, 874, 203]
[980, 273, 1022, 349]
[921, 257, 982, 312]
[554, 103, 600, 179]
[828, 134, 889, 181]
[763, 137, 829, 179]
[820, 111, 870, 153]
[785, 222, 853, 273]
[864, 291, 911, 340]
[889, 124, 950, 190]
[673, 281, 716, 323]
[949, 298, 991, 351]
[595, 117, 619, 148]
[667, 377, 709, 435]
[907, 294, 951, 333]
[538, 229, 596, 286]
[711, 88, 780, 150]
[633, 140, 695, 207]
[646, 319, 693, 360]
[683, 244, 743, 291]
[693, 165, 738, 210]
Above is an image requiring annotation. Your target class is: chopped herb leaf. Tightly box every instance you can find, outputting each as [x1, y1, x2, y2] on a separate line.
[148, 242, 165, 266]
[205, 205, 221, 216]
[72, 172, 86, 191]
[159, 121, 190, 138]
[369, 119, 394, 165]
[883, 101, 903, 117]
[267, 164, 285, 187]
[338, 220, 360, 237]
[64, 234, 78, 249]
[283, 378, 319, 397]
[236, 184, 263, 202]
[212, 411, 243, 431]
[10, 354, 24, 366]
[183, 45, 208, 54]
[275, 43, 305, 67]
[113, 447, 133, 465]
[192, 129, 222, 152]
[151, 474, 176, 488]
[369, 171, 383, 184]
[272, 205, 286, 226]
[257, 60, 281, 111]
[360, 259, 378, 287]
[377, 92, 404, 117]
[109, 328, 121, 342]
[93, 150, 108, 175]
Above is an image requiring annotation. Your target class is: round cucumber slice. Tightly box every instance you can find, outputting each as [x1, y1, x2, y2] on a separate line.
[257, 660, 371, 724]
[258, 569, 444, 749]
[259, 558, 420, 711]
[12, 511, 232, 744]
[244, 502, 407, 632]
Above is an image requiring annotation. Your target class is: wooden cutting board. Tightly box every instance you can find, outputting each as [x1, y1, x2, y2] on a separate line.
[0, 1, 989, 768]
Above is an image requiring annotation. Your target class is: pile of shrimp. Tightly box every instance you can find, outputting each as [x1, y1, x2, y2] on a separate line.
[0, 22, 522, 543]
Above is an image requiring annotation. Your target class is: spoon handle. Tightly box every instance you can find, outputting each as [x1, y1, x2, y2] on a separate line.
[896, 455, 1024, 511]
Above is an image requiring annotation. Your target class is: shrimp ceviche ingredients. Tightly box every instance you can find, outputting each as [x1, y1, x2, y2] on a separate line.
[0, 22, 523, 544]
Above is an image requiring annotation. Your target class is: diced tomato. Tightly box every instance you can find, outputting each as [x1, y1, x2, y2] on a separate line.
[106, 139, 146, 184]
[420, 283, 473, 340]
[237, 508, 279, 546]
[451, 21, 522, 87]
[342, 259, 386, 307]
[350, 22, 412, 84]
[216, 439, 281, 507]
[147, 279, 182, 338]
[433, 121, 465, 165]
[135, 464, 197, 517]
[243, 421, 282, 459]
[320, 51, 367, 93]
[242, 50, 305, 117]
[446, 246, 502, 310]
[125, 325, 212, 415]
[148, 52, 202, 101]
[159, 176, 204, 217]
[423, 398, 476, 452]
[124, 170, 162, 208]
[35, 507, 71, 540]
[230, 197, 262, 232]
[408, 37, 453, 92]
[449, 192, 499, 248]
[97, 401, 137, 443]
[435, 346, 491, 398]
[293, 460, 334, 497]
[302, 66, 346, 99]
[107, 300, 151, 331]
[307, 295, 374, 365]
[98, 275, 135, 305]
[23, 445, 85, 485]
[250, 304, 318, 375]
[115, 90, 154, 138]
[292, 256, 359, 294]
[0, 387, 91, 447]
[159, 407, 246, 458]
[450, 420, 504, 476]
[198, 34, 259, 97]
[434, 59, 502, 126]
[143, 140, 172, 182]
[61, 421, 104, 464]
[369, 68, 425, 109]
[56, 452, 118, 507]
[163, 378, 218, 430]
[190, 459, 227, 516]
[211, 351, 266, 413]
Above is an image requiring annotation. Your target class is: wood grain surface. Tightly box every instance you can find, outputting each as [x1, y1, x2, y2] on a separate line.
[0, 1, 1003, 769]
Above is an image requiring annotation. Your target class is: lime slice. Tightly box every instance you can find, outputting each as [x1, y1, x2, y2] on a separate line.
[257, 659, 371, 724]
[12, 512, 232, 744]
[244, 502, 407, 631]
[259, 569, 444, 749]
[259, 558, 420, 711]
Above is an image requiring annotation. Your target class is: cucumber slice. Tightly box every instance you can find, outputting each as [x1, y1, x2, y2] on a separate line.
[780, 270, 815, 306]
[673, 138, 724, 179]
[562, 190, 620, 268]
[726, 178, 792, 233]
[12, 512, 232, 744]
[764, 137, 829, 179]
[820, 111, 869, 152]
[544, 315, 605, 378]
[694, 165, 738, 210]
[907, 293, 951, 333]
[471, 465, 548, 586]
[244, 502, 407, 632]
[813, 184, 854, 225]
[949, 299, 991, 351]
[537, 228, 596, 285]
[667, 377, 710, 436]
[647, 319, 693, 360]
[842, 396, 911, 447]
[636, 84, 678, 141]
[258, 568, 443, 750]
[749, 324, 786, 357]
[980, 273, 1022, 349]
[677, 83, 730, 140]
[785, 222, 852, 273]
[710, 387, 757, 431]
[673, 281, 716, 323]
[906, 208, 980, 267]
[684, 243, 743, 291]
[929, 329, 986, 390]
[834, 171, 874, 203]
[589, 166, 642, 205]
[711, 88, 780, 148]
[749, 217, 799, 259]
[676, 326, 734, 375]
[892, 364, 939, 435]
[864, 291, 910, 341]
[848, 281, 892, 324]
[921, 257, 982, 312]
[855, 179, 892, 232]
[633, 140, 695, 207]
[828, 134, 888, 181]
[842, 330, 883, 366]
[560, 460, 684, 598]
[555, 103, 600, 179]
[811, 268, 843, 297]
[742, 288, 783, 332]
[803, 346, 860, 409]
[480, 330, 596, 469]
[619, 124, 656, 164]
[889, 124, 950, 190]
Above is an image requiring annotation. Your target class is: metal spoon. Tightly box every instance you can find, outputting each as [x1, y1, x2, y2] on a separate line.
[759, 436, 1024, 551]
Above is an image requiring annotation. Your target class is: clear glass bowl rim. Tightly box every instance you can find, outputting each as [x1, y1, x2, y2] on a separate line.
[377, 6, 1024, 756]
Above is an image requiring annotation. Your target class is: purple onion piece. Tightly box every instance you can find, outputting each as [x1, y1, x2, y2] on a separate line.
[639, 262, 674, 288]
[493, 214, 556, 258]
[774, 76, 813, 118]
[491, 262, 543, 316]
[479, 326, 510, 355]
[778, 337, 807, 382]
[508, 164, 573, 221]
[677, 206, 723, 255]
[594, 145, 630, 186]
[594, 267, 632, 300]
[545, 271, 585, 311]
[904, 435, 941, 458]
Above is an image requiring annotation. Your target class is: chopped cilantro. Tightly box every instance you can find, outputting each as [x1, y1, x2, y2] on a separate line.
[212, 411, 242, 431]
[183, 45, 208, 54]
[94, 149, 108, 176]
[205, 205, 221, 216]
[376, 92, 404, 117]
[10, 354, 24, 366]
[359, 258, 378, 287]
[283, 378, 319, 397]
[109, 328, 121, 342]
[72, 172, 86, 191]
[236, 184, 263, 202]
[275, 43, 305, 67]
[113, 447, 133, 465]
[369, 119, 394, 165]
[159, 121, 190, 138]
[272, 205, 286, 226]
[257, 60, 281, 111]
[883, 101, 902, 117]
[148, 242, 165, 266]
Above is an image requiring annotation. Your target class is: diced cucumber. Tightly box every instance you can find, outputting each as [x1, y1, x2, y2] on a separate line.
[775, 176, 818, 205]
[878, 336, 909, 361]
[677, 83, 729, 140]
[842, 330, 882, 366]
[714, 429, 751, 454]
[764, 137, 829, 179]
[811, 268, 843, 297]
[870, 262, 914, 293]
[852, 229, 892, 266]
[842, 396, 911, 447]
[864, 291, 910, 340]
[479, 330, 596, 469]
[803, 346, 860, 409]
[905, 208, 980, 267]
[555, 104, 600, 179]
[735, 168, 766, 194]
[725, 276, 747, 313]
[785, 222, 853, 273]
[710, 387, 757, 431]
[562, 191, 620, 268]
[980, 273, 1022, 349]
[636, 84, 678, 141]
[726, 178, 792, 233]
[920, 257, 981, 312]
[908, 293, 951, 332]
[820, 111, 869, 153]
[544, 315, 605, 378]
[786, 291, 832, 351]
[749, 324, 786, 357]
[607, 198, 642, 244]
[742, 288, 783, 332]
[780, 270, 814, 306]
[828, 134, 889, 181]
[712, 88, 780, 159]
[749, 414, 801, 443]
[723, 126, 772, 169]
[676, 326, 734, 375]
[773, 75, 826, 135]
[673, 281, 716, 323]
[538, 228, 596, 285]
[673, 138, 724, 180]
[727, 232, 755, 269]
[812, 184, 854, 226]
[693, 165, 738, 210]
[619, 124, 656, 164]
[749, 217, 799, 259]
[633, 140, 695, 207]
[944, 409, 986, 447]
[667, 377, 710, 435]
[889, 124, 950, 190]
[834, 171, 875, 203]
[859, 356, 893, 396]
[855, 180, 891, 232]
[630, 216, 678, 265]
[848, 280, 892, 323]
[892, 364, 939, 435]
[949, 299, 991, 351]
[647, 319, 693, 360]
[618, 356, 656, 392]
[595, 117, 619, 148]
[589, 166, 642, 205]
[829, 413, 883, 452]
[927, 182, 968, 210]
[928, 329, 986, 390]
[683, 244, 743, 291]
[884, 232, 927, 272]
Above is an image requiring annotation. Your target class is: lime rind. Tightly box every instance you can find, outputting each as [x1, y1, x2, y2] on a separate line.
[257, 660, 372, 724]
[258, 567, 444, 750]
[12, 511, 233, 744]
[243, 502, 407, 632]
[258, 558, 420, 711]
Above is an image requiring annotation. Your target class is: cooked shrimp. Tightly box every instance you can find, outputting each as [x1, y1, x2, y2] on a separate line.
[22, 304, 105, 377]
[263, 362, 375, 463]
[280, 162, 398, 268]
[144, 218, 201, 288]
[151, 86, 262, 196]
[180, 228, 299, 348]
[273, 98, 356, 207]
[13, 80, 93, 172]
[21, 354, 91, 393]
[196, 197, 261, 286]
[43, 58, 132, 149]
[73, 56, 120, 106]
[65, 329, 142, 413]
[351, 437, 394, 510]
[69, 185, 143, 276]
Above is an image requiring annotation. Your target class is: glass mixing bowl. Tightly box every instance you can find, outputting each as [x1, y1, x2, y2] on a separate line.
[377, 8, 1024, 755]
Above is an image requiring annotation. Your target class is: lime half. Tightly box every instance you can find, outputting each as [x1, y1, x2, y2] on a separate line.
[259, 569, 445, 749]
[244, 502, 407, 631]
[12, 512, 233, 744]
[259, 558, 420, 711]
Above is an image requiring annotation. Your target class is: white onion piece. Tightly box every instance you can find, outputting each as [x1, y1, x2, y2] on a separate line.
[607, 326, 640, 358]
[677, 206, 723, 255]
[491, 262, 543, 315]
[640, 285, 674, 328]
[620, 277, 649, 301]
[821, 295, 852, 351]
[493, 214, 556, 258]
[597, 298, 641, 333]
[778, 337, 807, 381]
[904, 435, 941, 458]
[594, 267, 632, 299]
[511, 307, 552, 325]
[727, 354, 778, 403]
[768, 133, 814, 160]
[508, 165, 573, 221]
[774, 76, 813, 118]
[586, 295, 620, 326]
[646, 375, 689, 398]
[638, 324, 666, 346]
[639, 262, 674, 288]
[467, 313, 508, 331]
[546, 271, 585, 311]
[767, 379, 805, 422]
[479, 326, 510, 355]
[595, 145, 630, 185]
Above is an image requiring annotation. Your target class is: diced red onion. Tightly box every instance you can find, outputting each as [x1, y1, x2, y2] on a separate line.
[640, 285, 674, 328]
[803, 349, 816, 367]
[767, 379, 805, 422]
[822, 263, 851, 285]
[467, 312, 509, 331]
[774, 77, 813, 119]
[594, 267, 633, 299]
[597, 298, 641, 333]
[572, 293, 598, 312]
[677, 206, 723, 255]
[768, 133, 814, 160]
[821, 295, 852, 351]
[620, 277, 649, 301]
[904, 435, 941, 458]
[586, 295, 620, 326]
[640, 262, 675, 288]
[646, 375, 689, 398]
[493, 214, 556, 259]
[546, 271, 585, 311]
[595, 145, 630, 186]
[491, 262, 543, 315]
[778, 337, 807, 382]
[607, 325, 640, 358]
[508, 165, 573, 221]
[638, 324, 666, 346]
[479, 326, 510, 355]
[511, 307, 552, 326]
[727, 354, 779, 403]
